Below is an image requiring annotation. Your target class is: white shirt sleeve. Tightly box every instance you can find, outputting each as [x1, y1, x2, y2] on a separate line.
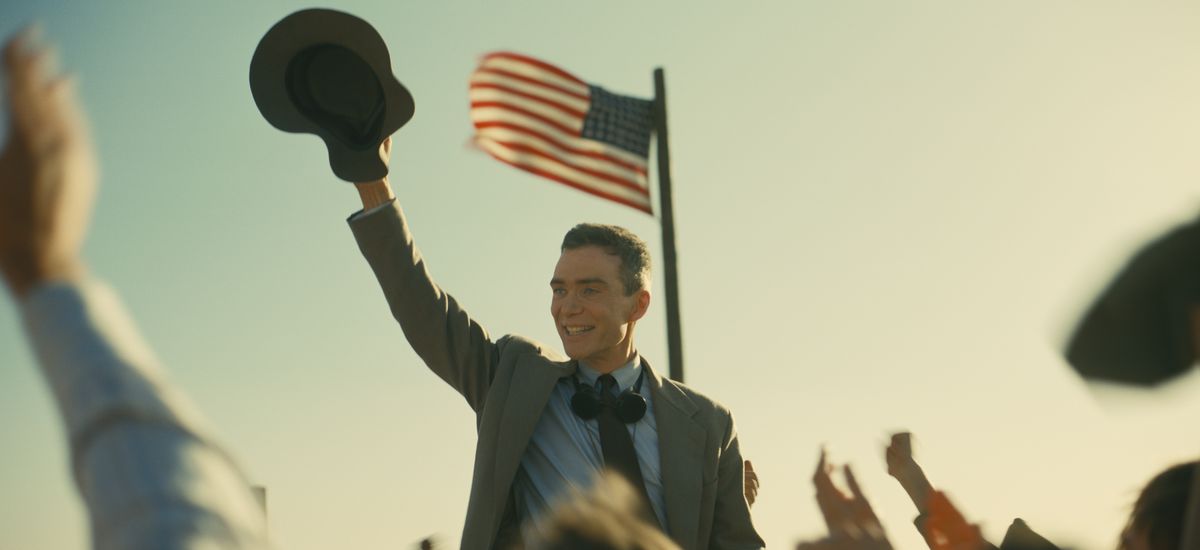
[348, 198, 396, 221]
[20, 279, 270, 550]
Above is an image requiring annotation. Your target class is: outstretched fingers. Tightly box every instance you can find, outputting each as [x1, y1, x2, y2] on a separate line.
[3, 27, 83, 161]
[843, 465, 887, 539]
[5, 27, 54, 119]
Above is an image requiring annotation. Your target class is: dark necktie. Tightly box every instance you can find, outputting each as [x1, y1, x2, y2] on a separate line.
[597, 374, 657, 525]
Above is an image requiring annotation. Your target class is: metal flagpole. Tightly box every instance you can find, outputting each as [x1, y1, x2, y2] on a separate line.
[652, 67, 684, 383]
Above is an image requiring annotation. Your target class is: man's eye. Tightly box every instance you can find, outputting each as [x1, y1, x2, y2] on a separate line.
[552, 288, 565, 296]
[582, 287, 598, 295]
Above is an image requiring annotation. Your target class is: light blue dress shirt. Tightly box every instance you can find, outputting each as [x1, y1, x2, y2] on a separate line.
[512, 355, 666, 536]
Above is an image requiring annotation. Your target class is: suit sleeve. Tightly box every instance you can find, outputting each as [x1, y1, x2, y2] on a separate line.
[710, 412, 765, 550]
[349, 199, 497, 411]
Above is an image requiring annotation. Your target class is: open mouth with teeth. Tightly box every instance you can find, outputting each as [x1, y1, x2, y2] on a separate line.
[563, 326, 595, 336]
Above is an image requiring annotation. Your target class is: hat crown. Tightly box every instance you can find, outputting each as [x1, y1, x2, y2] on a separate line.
[250, 8, 415, 182]
[286, 44, 384, 150]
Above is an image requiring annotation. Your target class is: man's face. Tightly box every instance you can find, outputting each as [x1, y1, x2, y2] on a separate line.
[550, 246, 649, 369]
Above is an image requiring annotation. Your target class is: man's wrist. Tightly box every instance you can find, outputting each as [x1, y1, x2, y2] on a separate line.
[355, 178, 395, 211]
[2, 268, 36, 298]
[2, 258, 86, 298]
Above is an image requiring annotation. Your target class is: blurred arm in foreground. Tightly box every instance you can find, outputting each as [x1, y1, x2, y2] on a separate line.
[884, 433, 1056, 550]
[0, 27, 267, 549]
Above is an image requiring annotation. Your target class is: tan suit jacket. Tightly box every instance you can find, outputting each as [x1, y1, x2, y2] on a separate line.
[350, 201, 764, 550]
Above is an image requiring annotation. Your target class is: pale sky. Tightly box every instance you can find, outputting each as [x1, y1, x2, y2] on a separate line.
[2, 2, 1200, 549]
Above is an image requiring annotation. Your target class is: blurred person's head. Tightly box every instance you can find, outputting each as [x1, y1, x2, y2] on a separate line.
[1119, 460, 1197, 550]
[523, 471, 679, 550]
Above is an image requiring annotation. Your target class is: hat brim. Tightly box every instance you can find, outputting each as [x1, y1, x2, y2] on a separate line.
[250, 9, 414, 182]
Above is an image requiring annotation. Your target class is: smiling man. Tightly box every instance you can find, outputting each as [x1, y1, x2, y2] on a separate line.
[552, 227, 649, 370]
[346, 140, 762, 550]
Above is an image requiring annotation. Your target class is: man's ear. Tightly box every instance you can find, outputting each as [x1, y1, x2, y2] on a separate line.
[628, 289, 650, 323]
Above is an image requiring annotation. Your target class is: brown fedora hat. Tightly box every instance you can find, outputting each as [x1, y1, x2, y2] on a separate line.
[250, 9, 414, 182]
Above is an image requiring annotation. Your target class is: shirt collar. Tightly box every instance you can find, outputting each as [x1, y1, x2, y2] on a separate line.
[577, 354, 642, 391]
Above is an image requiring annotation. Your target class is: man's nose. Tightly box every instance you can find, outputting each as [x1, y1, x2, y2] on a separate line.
[561, 293, 584, 314]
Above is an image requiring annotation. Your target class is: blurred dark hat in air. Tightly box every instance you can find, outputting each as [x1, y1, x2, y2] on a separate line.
[1065, 217, 1200, 386]
[249, 8, 414, 183]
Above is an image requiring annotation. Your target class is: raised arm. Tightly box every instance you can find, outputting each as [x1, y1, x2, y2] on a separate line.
[885, 433, 935, 518]
[886, 434, 1029, 550]
[346, 139, 499, 411]
[0, 27, 267, 549]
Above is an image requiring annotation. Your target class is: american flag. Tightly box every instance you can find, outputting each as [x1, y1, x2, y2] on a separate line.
[469, 52, 655, 214]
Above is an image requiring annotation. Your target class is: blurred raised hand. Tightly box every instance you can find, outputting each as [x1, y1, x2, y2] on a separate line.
[796, 448, 893, 550]
[885, 432, 935, 516]
[884, 432, 915, 479]
[885, 433, 996, 550]
[0, 25, 97, 298]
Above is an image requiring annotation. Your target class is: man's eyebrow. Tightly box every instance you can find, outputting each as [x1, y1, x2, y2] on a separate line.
[549, 278, 609, 286]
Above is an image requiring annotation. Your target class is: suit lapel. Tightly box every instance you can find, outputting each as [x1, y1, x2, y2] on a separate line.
[492, 354, 575, 511]
[647, 362, 705, 549]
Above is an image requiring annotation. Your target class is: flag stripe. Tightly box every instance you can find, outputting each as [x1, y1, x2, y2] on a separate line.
[470, 101, 582, 136]
[477, 137, 648, 200]
[477, 138, 648, 203]
[469, 83, 587, 119]
[469, 88, 583, 130]
[469, 72, 589, 112]
[477, 138, 652, 214]
[477, 132, 648, 192]
[481, 51, 586, 88]
[475, 58, 589, 98]
[475, 123, 646, 176]
[471, 68, 590, 103]
[470, 109, 647, 169]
